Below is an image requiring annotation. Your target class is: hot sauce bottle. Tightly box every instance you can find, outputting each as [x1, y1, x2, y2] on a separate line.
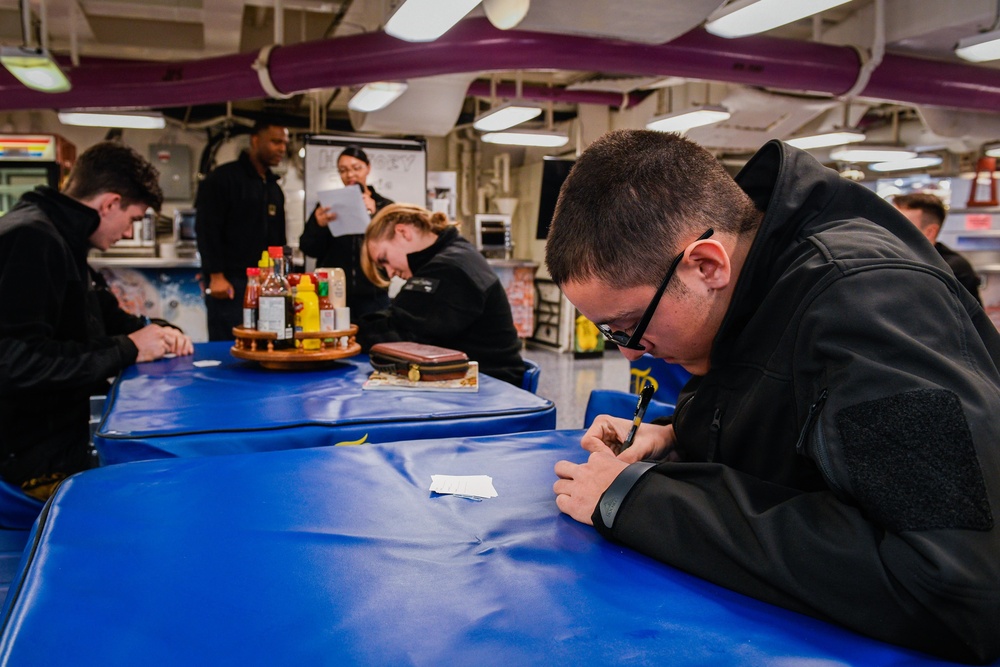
[316, 271, 335, 335]
[242, 266, 261, 329]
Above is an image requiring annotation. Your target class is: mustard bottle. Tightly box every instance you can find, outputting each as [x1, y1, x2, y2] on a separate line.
[295, 274, 321, 350]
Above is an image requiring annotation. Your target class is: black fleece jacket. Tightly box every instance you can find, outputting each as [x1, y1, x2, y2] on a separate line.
[357, 227, 524, 386]
[0, 188, 138, 487]
[595, 142, 1000, 663]
[195, 151, 285, 283]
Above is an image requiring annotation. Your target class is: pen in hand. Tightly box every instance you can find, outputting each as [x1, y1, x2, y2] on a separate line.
[620, 382, 655, 452]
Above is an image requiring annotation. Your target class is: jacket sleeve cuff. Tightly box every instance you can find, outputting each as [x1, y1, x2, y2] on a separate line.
[116, 334, 139, 365]
[592, 461, 656, 533]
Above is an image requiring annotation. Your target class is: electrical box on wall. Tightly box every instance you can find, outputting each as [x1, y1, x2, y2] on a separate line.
[149, 144, 192, 200]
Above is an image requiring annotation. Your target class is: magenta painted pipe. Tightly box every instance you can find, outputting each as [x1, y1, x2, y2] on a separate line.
[2, 17, 1000, 114]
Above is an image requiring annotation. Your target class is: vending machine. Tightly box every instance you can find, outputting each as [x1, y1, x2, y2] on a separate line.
[0, 134, 76, 215]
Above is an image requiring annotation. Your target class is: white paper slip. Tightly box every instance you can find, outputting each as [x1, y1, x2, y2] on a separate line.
[317, 186, 370, 237]
[429, 474, 498, 499]
[192, 360, 222, 368]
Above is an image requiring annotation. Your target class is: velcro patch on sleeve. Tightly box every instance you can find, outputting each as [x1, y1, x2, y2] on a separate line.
[401, 277, 439, 294]
[835, 388, 992, 532]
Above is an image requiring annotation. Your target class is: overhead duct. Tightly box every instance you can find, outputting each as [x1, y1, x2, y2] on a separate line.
[3, 18, 1000, 115]
[350, 73, 478, 137]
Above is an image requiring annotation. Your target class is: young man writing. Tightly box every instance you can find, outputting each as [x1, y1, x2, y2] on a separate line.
[549, 129, 1000, 663]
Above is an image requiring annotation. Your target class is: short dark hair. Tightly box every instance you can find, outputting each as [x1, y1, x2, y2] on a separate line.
[339, 145, 369, 165]
[892, 192, 946, 227]
[63, 141, 163, 211]
[545, 129, 760, 288]
[250, 119, 285, 136]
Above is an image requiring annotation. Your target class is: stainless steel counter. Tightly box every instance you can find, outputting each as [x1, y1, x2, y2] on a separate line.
[486, 259, 538, 269]
[88, 256, 201, 269]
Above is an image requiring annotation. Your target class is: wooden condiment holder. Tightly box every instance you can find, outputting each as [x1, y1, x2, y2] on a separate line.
[230, 325, 361, 369]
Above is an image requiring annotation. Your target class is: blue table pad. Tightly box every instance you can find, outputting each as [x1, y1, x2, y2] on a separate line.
[94, 342, 556, 464]
[0, 429, 974, 666]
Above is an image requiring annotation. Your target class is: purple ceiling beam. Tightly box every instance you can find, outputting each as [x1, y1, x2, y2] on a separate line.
[1, 17, 999, 114]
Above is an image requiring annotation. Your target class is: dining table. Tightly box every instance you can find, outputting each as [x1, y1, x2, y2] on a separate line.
[93, 341, 556, 465]
[0, 428, 974, 666]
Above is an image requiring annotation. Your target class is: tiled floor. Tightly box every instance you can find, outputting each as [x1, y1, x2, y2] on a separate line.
[522, 345, 630, 430]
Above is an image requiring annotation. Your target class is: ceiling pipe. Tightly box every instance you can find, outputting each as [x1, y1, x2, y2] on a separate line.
[3, 17, 1000, 113]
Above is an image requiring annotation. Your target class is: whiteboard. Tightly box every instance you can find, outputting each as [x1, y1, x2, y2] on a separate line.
[303, 135, 427, 218]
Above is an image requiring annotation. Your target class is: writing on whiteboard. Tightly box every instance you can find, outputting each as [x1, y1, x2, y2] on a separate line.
[314, 147, 418, 175]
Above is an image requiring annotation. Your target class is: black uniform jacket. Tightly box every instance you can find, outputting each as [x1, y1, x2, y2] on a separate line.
[357, 227, 525, 386]
[595, 141, 1000, 663]
[195, 151, 285, 284]
[298, 186, 392, 313]
[0, 188, 139, 486]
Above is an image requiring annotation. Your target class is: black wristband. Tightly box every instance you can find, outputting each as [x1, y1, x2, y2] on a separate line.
[598, 461, 656, 530]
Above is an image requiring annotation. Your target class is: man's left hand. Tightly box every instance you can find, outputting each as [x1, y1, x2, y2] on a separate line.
[553, 448, 628, 525]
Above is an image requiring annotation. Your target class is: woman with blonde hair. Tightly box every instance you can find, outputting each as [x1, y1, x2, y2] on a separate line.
[358, 203, 524, 385]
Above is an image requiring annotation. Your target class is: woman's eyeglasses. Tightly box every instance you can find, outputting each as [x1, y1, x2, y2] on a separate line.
[596, 228, 714, 351]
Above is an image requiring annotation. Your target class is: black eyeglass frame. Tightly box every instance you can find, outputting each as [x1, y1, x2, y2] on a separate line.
[596, 228, 715, 351]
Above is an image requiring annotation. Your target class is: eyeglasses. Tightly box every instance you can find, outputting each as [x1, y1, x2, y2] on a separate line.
[596, 228, 714, 351]
[338, 164, 366, 176]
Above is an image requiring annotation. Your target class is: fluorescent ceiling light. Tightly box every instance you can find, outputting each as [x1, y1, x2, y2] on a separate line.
[481, 130, 569, 148]
[870, 156, 943, 172]
[347, 82, 408, 113]
[0, 46, 70, 93]
[985, 145, 1000, 158]
[785, 129, 865, 150]
[829, 146, 918, 162]
[473, 102, 543, 132]
[955, 29, 1000, 62]
[482, 0, 530, 30]
[706, 0, 851, 39]
[646, 105, 731, 133]
[385, 0, 481, 42]
[58, 110, 165, 129]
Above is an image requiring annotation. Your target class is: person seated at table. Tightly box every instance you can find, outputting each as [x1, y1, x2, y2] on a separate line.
[548, 129, 1000, 663]
[0, 141, 193, 500]
[358, 203, 525, 386]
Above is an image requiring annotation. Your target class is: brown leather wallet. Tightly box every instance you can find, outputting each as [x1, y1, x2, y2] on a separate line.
[369, 342, 470, 381]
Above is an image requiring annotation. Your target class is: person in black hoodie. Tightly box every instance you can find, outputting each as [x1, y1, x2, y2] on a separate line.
[298, 145, 393, 321]
[357, 203, 524, 386]
[0, 141, 192, 499]
[549, 129, 1000, 663]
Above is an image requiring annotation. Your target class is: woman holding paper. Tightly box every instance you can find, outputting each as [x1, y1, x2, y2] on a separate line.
[298, 145, 393, 319]
[358, 204, 525, 386]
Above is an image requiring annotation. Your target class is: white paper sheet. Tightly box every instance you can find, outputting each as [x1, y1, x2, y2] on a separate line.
[429, 474, 498, 500]
[317, 187, 371, 237]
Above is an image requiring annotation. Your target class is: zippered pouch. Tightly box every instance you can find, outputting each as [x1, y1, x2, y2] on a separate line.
[369, 342, 470, 381]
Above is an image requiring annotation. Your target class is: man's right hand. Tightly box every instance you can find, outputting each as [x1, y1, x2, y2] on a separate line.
[581, 415, 678, 463]
[207, 273, 234, 300]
